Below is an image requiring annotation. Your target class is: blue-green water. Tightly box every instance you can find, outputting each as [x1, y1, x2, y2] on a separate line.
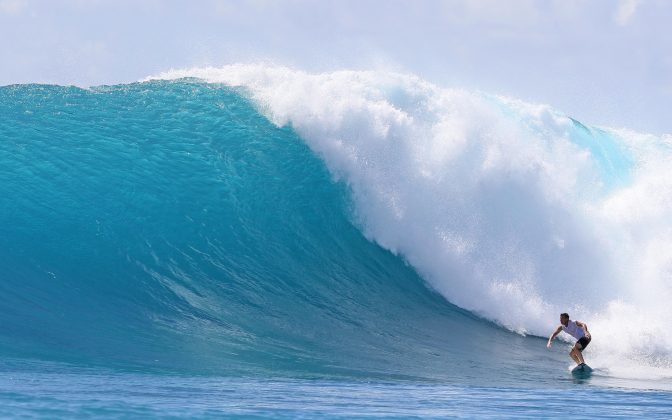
[1, 80, 671, 417]
[1, 360, 671, 418]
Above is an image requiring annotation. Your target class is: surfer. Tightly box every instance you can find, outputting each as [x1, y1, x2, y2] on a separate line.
[546, 313, 591, 366]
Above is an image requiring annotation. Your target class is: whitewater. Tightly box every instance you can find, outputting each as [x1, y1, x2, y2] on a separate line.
[1, 64, 672, 417]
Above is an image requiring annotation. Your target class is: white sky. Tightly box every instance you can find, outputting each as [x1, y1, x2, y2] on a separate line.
[1, 0, 670, 133]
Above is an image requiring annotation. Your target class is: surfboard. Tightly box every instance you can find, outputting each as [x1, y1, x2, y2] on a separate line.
[571, 363, 593, 378]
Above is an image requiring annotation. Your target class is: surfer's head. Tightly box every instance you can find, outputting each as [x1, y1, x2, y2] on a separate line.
[560, 313, 569, 326]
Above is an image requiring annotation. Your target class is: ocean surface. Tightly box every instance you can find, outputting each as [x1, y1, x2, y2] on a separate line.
[1, 66, 672, 417]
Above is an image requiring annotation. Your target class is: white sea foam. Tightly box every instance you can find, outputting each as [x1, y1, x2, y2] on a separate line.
[146, 65, 672, 377]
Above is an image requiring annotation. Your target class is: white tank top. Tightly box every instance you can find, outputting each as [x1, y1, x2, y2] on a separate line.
[562, 320, 585, 340]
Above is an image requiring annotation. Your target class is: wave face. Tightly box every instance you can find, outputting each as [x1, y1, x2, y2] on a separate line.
[2, 67, 672, 383]
[0, 81, 530, 383]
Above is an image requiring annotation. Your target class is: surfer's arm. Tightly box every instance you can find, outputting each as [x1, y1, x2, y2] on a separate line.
[575, 321, 590, 338]
[547, 326, 562, 348]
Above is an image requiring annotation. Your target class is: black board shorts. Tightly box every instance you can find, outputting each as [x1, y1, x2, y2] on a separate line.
[577, 336, 591, 350]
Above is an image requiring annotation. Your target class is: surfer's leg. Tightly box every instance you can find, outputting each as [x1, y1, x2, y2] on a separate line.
[569, 347, 580, 364]
[573, 343, 585, 364]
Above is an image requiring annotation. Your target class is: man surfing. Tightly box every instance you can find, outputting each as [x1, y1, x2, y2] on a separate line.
[546, 313, 591, 366]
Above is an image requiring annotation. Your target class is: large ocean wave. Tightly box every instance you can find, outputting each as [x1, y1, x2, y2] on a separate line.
[149, 65, 672, 379]
[2, 66, 671, 384]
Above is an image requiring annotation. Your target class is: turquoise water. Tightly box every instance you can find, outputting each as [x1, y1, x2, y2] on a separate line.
[1, 81, 671, 417]
[2, 360, 671, 418]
